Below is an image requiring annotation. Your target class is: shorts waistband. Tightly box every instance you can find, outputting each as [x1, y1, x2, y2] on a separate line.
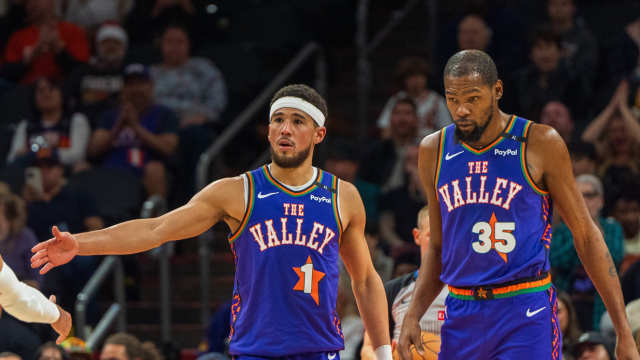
[448, 272, 551, 300]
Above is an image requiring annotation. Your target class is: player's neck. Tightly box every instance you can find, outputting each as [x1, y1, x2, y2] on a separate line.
[466, 110, 511, 149]
[269, 162, 315, 187]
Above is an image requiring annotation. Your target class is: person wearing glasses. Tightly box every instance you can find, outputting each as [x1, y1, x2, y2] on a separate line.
[550, 174, 625, 332]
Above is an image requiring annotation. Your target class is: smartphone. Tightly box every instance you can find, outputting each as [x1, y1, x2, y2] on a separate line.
[25, 167, 43, 195]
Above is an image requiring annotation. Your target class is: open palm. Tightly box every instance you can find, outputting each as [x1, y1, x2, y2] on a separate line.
[31, 226, 79, 274]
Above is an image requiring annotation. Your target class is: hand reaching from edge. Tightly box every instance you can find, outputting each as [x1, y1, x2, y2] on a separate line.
[31, 226, 79, 275]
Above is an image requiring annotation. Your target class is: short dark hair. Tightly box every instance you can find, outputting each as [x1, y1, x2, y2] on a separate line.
[529, 25, 561, 50]
[270, 84, 328, 121]
[104, 333, 144, 360]
[0, 353, 21, 360]
[393, 96, 417, 113]
[443, 49, 498, 86]
[394, 56, 430, 90]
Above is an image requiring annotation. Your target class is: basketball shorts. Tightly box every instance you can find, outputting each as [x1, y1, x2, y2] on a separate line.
[232, 351, 340, 360]
[439, 287, 562, 360]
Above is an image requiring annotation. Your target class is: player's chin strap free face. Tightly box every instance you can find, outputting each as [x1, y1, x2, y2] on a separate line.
[269, 97, 326, 127]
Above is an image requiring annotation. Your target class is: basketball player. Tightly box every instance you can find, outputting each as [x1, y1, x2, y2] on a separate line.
[361, 206, 447, 360]
[0, 254, 71, 344]
[398, 50, 640, 360]
[31, 84, 393, 360]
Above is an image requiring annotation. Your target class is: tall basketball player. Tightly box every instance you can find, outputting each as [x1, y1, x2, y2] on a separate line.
[398, 50, 639, 360]
[31, 84, 392, 359]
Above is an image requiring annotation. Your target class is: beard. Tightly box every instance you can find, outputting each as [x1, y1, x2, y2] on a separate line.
[454, 102, 494, 143]
[270, 144, 311, 168]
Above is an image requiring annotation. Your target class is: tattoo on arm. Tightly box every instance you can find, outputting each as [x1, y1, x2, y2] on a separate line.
[605, 251, 617, 277]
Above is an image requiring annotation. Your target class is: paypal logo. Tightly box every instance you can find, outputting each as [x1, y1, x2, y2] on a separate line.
[494, 148, 518, 157]
[310, 194, 331, 204]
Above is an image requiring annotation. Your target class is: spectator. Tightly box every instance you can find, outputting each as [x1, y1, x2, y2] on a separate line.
[100, 333, 144, 360]
[7, 76, 91, 170]
[58, 0, 134, 33]
[568, 141, 597, 177]
[582, 80, 640, 207]
[604, 17, 640, 94]
[391, 251, 420, 279]
[540, 100, 574, 143]
[0, 192, 42, 287]
[88, 63, 179, 198]
[457, 14, 492, 52]
[2, 0, 90, 84]
[550, 174, 625, 331]
[376, 57, 451, 139]
[151, 23, 227, 195]
[558, 292, 582, 360]
[611, 183, 640, 273]
[66, 22, 128, 127]
[378, 145, 425, 257]
[546, 0, 598, 84]
[361, 98, 420, 193]
[35, 342, 67, 360]
[364, 222, 393, 283]
[571, 332, 614, 360]
[22, 149, 103, 311]
[503, 26, 589, 122]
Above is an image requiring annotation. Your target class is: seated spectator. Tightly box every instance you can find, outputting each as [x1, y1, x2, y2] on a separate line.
[364, 222, 393, 283]
[378, 145, 425, 257]
[546, 0, 598, 84]
[611, 182, 640, 273]
[582, 80, 640, 207]
[376, 57, 450, 139]
[558, 292, 582, 360]
[0, 192, 42, 287]
[457, 14, 492, 52]
[540, 100, 574, 143]
[88, 64, 179, 198]
[151, 23, 227, 195]
[550, 174, 624, 331]
[7, 76, 90, 171]
[1, 0, 89, 84]
[66, 22, 128, 127]
[568, 141, 597, 177]
[22, 149, 103, 311]
[100, 333, 144, 360]
[571, 332, 614, 360]
[361, 98, 420, 193]
[58, 0, 134, 34]
[35, 342, 67, 360]
[503, 26, 589, 122]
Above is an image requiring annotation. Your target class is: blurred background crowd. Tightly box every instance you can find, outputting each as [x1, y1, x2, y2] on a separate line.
[0, 0, 639, 359]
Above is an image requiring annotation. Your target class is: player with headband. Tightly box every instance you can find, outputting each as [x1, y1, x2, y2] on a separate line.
[32, 84, 393, 359]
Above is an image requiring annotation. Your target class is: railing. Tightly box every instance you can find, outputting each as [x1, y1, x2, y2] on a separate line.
[195, 41, 327, 325]
[75, 255, 126, 349]
[140, 195, 170, 344]
[355, 0, 434, 140]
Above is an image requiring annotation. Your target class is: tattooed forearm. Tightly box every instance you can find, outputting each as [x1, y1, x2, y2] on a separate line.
[605, 251, 617, 277]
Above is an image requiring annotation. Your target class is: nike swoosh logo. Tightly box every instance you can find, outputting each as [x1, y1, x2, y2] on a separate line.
[328, 353, 336, 360]
[445, 151, 464, 160]
[526, 307, 546, 317]
[257, 191, 279, 199]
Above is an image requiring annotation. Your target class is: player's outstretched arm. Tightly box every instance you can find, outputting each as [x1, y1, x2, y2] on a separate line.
[0, 255, 71, 344]
[531, 124, 640, 360]
[338, 180, 391, 359]
[398, 132, 445, 360]
[32, 177, 243, 274]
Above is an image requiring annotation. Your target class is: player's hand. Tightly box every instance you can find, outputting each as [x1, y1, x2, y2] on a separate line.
[31, 226, 79, 274]
[49, 295, 72, 345]
[615, 333, 640, 360]
[398, 314, 423, 360]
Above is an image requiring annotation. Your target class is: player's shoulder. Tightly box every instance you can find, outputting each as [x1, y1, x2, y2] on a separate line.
[420, 129, 444, 151]
[525, 122, 563, 145]
[200, 175, 245, 199]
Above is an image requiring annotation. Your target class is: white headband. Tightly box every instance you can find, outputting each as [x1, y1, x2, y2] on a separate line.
[269, 96, 326, 127]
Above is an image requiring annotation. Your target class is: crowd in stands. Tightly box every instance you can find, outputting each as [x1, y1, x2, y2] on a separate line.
[0, 0, 639, 359]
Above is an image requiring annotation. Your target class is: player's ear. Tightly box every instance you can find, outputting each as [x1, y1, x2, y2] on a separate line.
[494, 79, 503, 101]
[314, 126, 326, 144]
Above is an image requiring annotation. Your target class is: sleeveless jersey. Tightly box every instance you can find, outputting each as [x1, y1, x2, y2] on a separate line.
[228, 165, 344, 357]
[435, 115, 552, 287]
